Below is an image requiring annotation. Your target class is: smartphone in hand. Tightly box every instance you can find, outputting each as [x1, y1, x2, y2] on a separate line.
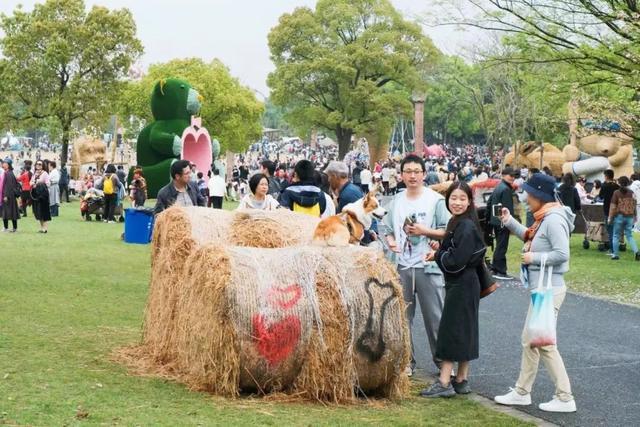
[492, 203, 503, 218]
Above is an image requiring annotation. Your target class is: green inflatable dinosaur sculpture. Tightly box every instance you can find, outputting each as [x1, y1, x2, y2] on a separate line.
[136, 78, 202, 198]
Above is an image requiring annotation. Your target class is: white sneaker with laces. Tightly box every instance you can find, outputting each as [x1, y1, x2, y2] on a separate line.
[494, 388, 532, 406]
[539, 397, 576, 413]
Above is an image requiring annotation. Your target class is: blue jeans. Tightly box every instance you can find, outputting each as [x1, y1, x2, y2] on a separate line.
[605, 216, 614, 251]
[612, 215, 638, 257]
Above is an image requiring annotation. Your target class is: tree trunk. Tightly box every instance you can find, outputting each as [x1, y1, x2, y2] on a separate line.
[61, 123, 70, 167]
[336, 126, 353, 160]
[225, 151, 234, 182]
[364, 122, 393, 165]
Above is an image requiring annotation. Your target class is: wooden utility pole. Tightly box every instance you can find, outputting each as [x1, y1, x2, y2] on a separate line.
[412, 94, 426, 155]
[111, 116, 119, 164]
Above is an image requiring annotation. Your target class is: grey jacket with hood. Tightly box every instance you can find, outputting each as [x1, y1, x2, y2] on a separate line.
[504, 206, 575, 290]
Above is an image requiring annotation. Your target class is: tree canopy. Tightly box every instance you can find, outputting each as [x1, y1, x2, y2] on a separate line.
[119, 58, 264, 154]
[267, 0, 440, 158]
[438, 0, 640, 141]
[0, 0, 143, 165]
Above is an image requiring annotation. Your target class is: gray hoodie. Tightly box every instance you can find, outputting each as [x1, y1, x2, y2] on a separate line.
[505, 206, 575, 290]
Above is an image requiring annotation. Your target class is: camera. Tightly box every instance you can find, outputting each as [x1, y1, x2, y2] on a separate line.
[403, 213, 417, 227]
[492, 203, 503, 218]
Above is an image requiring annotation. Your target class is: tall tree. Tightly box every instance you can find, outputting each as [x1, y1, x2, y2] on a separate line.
[439, 1, 640, 138]
[0, 0, 143, 166]
[267, 0, 439, 159]
[446, 1, 639, 88]
[119, 58, 264, 154]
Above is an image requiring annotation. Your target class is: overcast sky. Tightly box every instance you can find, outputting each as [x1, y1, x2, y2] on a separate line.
[1, 0, 480, 97]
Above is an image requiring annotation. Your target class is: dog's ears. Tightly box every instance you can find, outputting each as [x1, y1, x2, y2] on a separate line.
[345, 210, 359, 221]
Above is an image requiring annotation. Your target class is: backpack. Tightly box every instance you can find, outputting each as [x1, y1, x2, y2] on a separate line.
[103, 176, 114, 195]
[293, 202, 321, 217]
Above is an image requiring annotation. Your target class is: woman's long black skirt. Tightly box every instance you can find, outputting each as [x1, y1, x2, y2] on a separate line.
[435, 270, 480, 362]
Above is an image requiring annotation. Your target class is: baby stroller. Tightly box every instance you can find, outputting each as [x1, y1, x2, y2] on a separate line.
[80, 188, 124, 222]
[580, 210, 625, 251]
[80, 189, 104, 221]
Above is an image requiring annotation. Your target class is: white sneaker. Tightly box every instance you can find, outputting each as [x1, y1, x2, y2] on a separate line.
[404, 366, 413, 377]
[494, 388, 532, 406]
[539, 397, 576, 413]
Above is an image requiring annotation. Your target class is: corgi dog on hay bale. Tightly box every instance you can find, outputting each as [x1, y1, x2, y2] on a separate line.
[313, 191, 387, 247]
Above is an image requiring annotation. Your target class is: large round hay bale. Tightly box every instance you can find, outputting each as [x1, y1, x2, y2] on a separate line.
[143, 206, 320, 366]
[172, 244, 408, 402]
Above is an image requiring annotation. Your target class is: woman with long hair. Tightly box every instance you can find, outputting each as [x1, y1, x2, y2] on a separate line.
[2, 158, 21, 232]
[608, 176, 639, 261]
[30, 159, 51, 233]
[494, 173, 576, 413]
[420, 181, 486, 398]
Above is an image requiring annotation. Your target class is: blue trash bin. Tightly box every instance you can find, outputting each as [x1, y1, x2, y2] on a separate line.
[124, 208, 155, 244]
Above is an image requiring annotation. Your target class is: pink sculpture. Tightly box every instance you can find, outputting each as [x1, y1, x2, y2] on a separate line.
[181, 116, 213, 183]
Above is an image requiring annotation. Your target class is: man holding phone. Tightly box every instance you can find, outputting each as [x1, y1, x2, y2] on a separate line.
[384, 154, 450, 376]
[487, 167, 518, 279]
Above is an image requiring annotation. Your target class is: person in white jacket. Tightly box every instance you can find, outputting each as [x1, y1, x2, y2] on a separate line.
[630, 173, 640, 231]
[207, 168, 226, 209]
[360, 166, 372, 194]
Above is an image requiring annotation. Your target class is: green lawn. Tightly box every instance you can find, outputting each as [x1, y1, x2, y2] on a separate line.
[503, 233, 640, 306]
[0, 201, 527, 426]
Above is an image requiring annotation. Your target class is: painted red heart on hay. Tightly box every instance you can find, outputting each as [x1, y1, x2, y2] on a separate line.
[252, 314, 301, 367]
[267, 284, 302, 310]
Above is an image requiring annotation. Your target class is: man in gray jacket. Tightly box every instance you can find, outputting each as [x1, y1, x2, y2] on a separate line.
[154, 159, 206, 215]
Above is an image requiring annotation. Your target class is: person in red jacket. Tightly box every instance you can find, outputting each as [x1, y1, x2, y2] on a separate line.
[17, 161, 33, 217]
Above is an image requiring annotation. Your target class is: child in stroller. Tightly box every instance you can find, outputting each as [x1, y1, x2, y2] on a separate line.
[80, 188, 124, 221]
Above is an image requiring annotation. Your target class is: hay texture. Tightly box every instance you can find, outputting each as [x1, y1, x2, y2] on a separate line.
[122, 206, 409, 404]
[141, 206, 319, 367]
[147, 244, 408, 402]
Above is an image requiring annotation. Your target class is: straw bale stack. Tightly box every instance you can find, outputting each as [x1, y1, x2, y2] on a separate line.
[142, 206, 319, 365]
[170, 244, 408, 402]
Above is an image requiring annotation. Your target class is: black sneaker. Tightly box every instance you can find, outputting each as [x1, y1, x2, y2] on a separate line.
[611, 256, 620, 260]
[635, 252, 640, 261]
[492, 272, 512, 280]
[419, 380, 456, 398]
[452, 379, 471, 395]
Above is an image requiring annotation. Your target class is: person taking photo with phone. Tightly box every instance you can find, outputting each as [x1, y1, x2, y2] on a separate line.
[494, 173, 577, 413]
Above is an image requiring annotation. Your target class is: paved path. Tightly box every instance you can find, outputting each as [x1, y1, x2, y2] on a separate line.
[410, 280, 640, 426]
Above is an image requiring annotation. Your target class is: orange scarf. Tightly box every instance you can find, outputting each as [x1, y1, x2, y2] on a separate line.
[523, 202, 561, 251]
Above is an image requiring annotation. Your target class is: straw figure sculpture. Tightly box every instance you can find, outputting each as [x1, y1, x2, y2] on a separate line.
[117, 206, 409, 404]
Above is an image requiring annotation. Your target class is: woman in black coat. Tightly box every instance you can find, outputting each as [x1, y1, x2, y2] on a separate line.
[421, 181, 486, 398]
[30, 160, 51, 233]
[558, 173, 581, 214]
[2, 158, 21, 232]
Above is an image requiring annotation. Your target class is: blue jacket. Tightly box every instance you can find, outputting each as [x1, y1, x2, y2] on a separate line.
[337, 182, 363, 213]
[279, 181, 327, 214]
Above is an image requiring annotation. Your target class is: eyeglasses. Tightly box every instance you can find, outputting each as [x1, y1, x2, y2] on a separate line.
[402, 169, 424, 175]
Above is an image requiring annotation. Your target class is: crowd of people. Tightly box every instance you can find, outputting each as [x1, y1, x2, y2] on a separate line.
[4, 137, 638, 416]
[0, 157, 148, 232]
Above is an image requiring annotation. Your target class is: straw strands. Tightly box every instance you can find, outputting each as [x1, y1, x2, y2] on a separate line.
[116, 206, 409, 404]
